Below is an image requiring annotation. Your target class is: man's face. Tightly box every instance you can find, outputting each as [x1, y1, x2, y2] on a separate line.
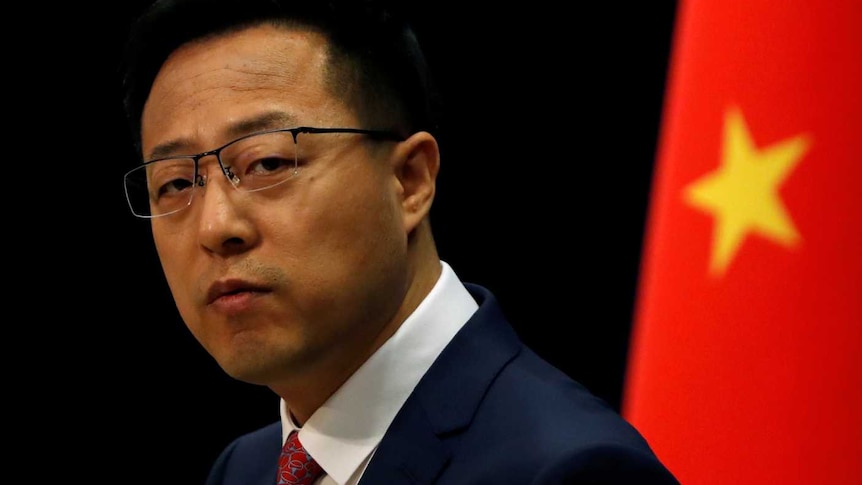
[140, 25, 411, 389]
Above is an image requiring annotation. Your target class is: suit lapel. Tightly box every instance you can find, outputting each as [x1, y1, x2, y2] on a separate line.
[359, 284, 522, 484]
[356, 401, 450, 484]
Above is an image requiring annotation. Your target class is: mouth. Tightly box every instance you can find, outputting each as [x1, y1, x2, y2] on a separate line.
[206, 279, 272, 305]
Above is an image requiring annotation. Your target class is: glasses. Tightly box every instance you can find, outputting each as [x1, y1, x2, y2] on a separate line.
[124, 126, 403, 218]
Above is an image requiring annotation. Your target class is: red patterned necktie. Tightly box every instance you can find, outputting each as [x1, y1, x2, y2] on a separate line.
[278, 431, 324, 485]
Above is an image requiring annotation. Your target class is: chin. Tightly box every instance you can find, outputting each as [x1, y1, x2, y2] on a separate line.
[219, 358, 276, 386]
[218, 345, 300, 386]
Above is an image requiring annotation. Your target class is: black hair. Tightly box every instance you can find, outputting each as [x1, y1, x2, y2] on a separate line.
[121, 0, 441, 155]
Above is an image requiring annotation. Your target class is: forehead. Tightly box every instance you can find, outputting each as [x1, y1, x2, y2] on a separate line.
[141, 24, 353, 155]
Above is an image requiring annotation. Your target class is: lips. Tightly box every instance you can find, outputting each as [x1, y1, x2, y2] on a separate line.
[206, 279, 271, 305]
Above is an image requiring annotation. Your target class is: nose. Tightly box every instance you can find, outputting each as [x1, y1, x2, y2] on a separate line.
[194, 164, 258, 256]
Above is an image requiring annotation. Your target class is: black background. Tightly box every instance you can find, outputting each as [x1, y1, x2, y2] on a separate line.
[37, 1, 677, 482]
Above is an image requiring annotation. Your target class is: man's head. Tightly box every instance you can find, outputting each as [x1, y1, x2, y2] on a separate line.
[122, 0, 443, 420]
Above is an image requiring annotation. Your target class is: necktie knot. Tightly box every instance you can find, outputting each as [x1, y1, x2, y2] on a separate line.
[278, 431, 324, 485]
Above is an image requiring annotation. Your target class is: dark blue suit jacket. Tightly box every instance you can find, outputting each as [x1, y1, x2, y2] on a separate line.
[206, 284, 679, 484]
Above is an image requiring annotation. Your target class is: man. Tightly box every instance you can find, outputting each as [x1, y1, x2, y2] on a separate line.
[120, 0, 680, 483]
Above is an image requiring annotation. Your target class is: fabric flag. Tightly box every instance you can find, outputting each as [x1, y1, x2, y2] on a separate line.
[623, 1, 861, 484]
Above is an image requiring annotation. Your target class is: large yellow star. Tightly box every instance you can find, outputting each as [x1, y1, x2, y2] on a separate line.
[684, 106, 811, 276]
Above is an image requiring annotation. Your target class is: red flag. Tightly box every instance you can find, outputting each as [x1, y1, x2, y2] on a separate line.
[623, 1, 862, 484]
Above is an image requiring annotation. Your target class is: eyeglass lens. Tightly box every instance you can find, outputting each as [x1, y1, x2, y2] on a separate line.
[124, 130, 301, 218]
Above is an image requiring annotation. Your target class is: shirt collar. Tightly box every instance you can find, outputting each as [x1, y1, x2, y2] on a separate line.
[279, 260, 478, 484]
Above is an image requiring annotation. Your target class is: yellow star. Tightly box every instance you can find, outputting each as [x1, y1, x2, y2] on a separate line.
[684, 106, 811, 276]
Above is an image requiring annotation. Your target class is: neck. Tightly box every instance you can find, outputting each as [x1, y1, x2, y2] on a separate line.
[276, 227, 442, 425]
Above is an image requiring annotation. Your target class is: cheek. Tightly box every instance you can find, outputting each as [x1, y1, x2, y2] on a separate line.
[304, 171, 401, 249]
[277, 172, 408, 335]
[269, 169, 405, 286]
[152, 226, 197, 311]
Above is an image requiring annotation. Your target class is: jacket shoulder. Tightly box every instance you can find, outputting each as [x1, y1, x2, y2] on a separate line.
[205, 421, 282, 485]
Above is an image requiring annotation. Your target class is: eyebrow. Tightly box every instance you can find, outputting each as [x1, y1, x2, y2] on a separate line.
[145, 111, 298, 161]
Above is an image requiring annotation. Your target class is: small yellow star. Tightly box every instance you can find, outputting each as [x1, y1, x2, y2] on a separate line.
[684, 106, 811, 276]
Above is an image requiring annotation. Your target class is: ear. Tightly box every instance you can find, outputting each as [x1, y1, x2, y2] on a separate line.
[391, 131, 440, 234]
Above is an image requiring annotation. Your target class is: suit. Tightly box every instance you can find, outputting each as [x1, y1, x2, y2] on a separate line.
[206, 283, 679, 484]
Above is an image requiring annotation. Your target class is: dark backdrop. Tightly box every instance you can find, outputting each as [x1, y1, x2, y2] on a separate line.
[42, 2, 676, 482]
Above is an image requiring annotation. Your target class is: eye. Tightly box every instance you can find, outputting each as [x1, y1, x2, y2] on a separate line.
[157, 177, 195, 197]
[247, 156, 294, 176]
[222, 131, 300, 188]
[148, 160, 195, 198]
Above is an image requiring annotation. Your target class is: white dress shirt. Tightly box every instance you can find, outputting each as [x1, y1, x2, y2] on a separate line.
[279, 260, 479, 485]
